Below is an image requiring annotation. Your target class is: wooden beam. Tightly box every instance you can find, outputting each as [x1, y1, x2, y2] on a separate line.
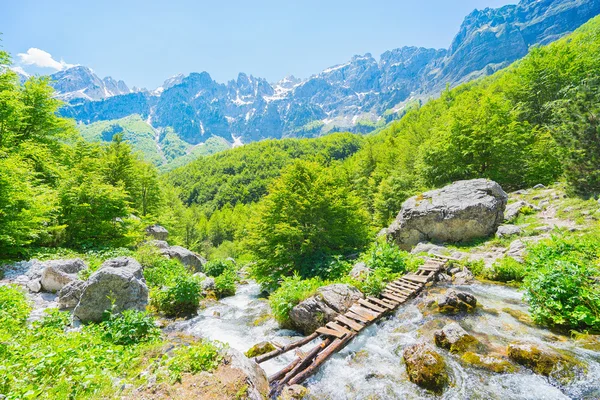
[345, 311, 370, 324]
[349, 305, 379, 320]
[335, 314, 365, 331]
[326, 322, 352, 336]
[254, 332, 319, 364]
[358, 299, 386, 313]
[316, 327, 345, 338]
[404, 274, 430, 284]
[367, 296, 396, 309]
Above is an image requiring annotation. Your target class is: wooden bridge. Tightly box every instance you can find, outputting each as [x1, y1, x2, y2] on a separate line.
[252, 255, 450, 397]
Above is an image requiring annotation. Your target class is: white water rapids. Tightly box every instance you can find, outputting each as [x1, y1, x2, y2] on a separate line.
[167, 281, 600, 399]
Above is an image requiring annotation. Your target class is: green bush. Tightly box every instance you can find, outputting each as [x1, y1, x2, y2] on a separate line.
[269, 275, 324, 327]
[363, 240, 422, 274]
[97, 309, 161, 345]
[204, 259, 235, 278]
[0, 285, 31, 331]
[167, 340, 224, 383]
[347, 268, 400, 297]
[151, 275, 202, 317]
[487, 257, 527, 283]
[214, 268, 238, 298]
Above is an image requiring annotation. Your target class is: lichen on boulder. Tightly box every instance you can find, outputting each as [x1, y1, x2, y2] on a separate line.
[434, 322, 478, 353]
[437, 289, 477, 314]
[403, 342, 450, 394]
[461, 352, 516, 373]
[245, 341, 276, 358]
[507, 342, 584, 384]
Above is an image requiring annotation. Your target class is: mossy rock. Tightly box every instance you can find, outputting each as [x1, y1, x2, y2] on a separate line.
[461, 352, 516, 373]
[507, 343, 585, 384]
[403, 343, 449, 394]
[245, 341, 276, 358]
[434, 322, 479, 353]
[279, 384, 309, 399]
[502, 308, 537, 328]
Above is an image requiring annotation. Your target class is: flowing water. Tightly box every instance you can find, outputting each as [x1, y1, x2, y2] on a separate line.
[168, 281, 600, 399]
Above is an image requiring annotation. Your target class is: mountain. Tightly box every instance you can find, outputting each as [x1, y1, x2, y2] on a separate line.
[52, 0, 600, 159]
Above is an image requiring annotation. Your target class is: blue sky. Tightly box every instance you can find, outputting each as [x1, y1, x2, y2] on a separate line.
[1, 0, 515, 89]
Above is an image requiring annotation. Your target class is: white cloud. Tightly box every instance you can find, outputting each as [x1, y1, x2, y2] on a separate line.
[17, 48, 74, 71]
[10, 66, 30, 77]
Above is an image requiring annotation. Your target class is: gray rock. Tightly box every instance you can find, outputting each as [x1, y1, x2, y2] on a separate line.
[225, 348, 269, 400]
[496, 225, 522, 238]
[145, 224, 168, 241]
[289, 284, 363, 334]
[507, 239, 526, 261]
[452, 269, 475, 285]
[280, 384, 309, 400]
[74, 257, 148, 322]
[40, 259, 87, 293]
[411, 242, 449, 256]
[349, 261, 370, 279]
[403, 342, 449, 393]
[387, 179, 508, 250]
[58, 280, 87, 309]
[533, 184, 546, 189]
[434, 322, 477, 352]
[161, 245, 206, 271]
[201, 277, 216, 292]
[504, 200, 539, 222]
[26, 279, 42, 293]
[147, 240, 170, 249]
[538, 200, 550, 207]
[437, 290, 477, 314]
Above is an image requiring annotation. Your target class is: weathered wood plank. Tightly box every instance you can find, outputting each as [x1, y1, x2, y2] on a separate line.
[326, 321, 352, 336]
[404, 274, 430, 283]
[396, 279, 421, 289]
[335, 315, 365, 331]
[368, 296, 396, 309]
[345, 311, 371, 324]
[382, 292, 406, 303]
[316, 327, 345, 338]
[349, 305, 378, 320]
[358, 299, 386, 313]
[254, 332, 319, 364]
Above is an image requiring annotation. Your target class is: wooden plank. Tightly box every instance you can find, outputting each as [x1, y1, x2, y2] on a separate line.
[358, 298, 386, 313]
[419, 265, 442, 271]
[383, 288, 408, 299]
[349, 305, 378, 321]
[335, 315, 365, 331]
[404, 274, 430, 284]
[254, 332, 320, 364]
[326, 321, 352, 336]
[391, 281, 418, 292]
[396, 279, 421, 289]
[345, 311, 370, 324]
[382, 292, 406, 303]
[316, 327, 345, 338]
[387, 283, 413, 295]
[385, 285, 411, 296]
[368, 296, 396, 309]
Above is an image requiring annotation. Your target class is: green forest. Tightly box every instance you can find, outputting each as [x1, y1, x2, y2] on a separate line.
[1, 14, 600, 400]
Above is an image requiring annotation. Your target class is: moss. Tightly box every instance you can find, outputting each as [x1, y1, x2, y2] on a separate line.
[234, 384, 249, 399]
[502, 308, 537, 328]
[252, 314, 272, 327]
[507, 343, 585, 384]
[403, 343, 449, 394]
[461, 352, 516, 373]
[244, 341, 276, 358]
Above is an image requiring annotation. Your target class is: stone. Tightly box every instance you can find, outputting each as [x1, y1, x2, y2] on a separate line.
[387, 179, 508, 250]
[434, 322, 477, 353]
[403, 343, 449, 394]
[161, 245, 206, 271]
[289, 284, 363, 334]
[26, 279, 42, 293]
[496, 224, 522, 238]
[452, 269, 475, 285]
[40, 259, 87, 293]
[533, 184, 546, 189]
[507, 239, 526, 261]
[538, 200, 550, 207]
[201, 277, 216, 292]
[74, 257, 148, 322]
[504, 200, 536, 221]
[245, 341, 276, 358]
[280, 384, 309, 400]
[145, 224, 169, 241]
[461, 352, 515, 373]
[349, 261, 370, 279]
[437, 290, 477, 314]
[225, 348, 270, 400]
[411, 242, 450, 257]
[58, 280, 87, 309]
[147, 240, 170, 249]
[507, 342, 583, 383]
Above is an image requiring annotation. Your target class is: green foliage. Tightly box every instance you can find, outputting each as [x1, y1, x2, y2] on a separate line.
[137, 245, 190, 288]
[204, 258, 235, 278]
[214, 267, 238, 298]
[249, 160, 370, 290]
[269, 275, 323, 327]
[347, 268, 400, 297]
[523, 232, 600, 331]
[151, 275, 202, 317]
[97, 309, 161, 346]
[362, 240, 422, 274]
[167, 340, 224, 383]
[0, 285, 31, 330]
[487, 257, 527, 283]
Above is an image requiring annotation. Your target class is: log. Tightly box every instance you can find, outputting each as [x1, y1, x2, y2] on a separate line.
[254, 332, 319, 364]
[268, 357, 300, 382]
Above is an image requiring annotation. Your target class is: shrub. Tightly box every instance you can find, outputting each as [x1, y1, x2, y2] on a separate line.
[34, 308, 71, 331]
[487, 257, 527, 283]
[0, 285, 31, 331]
[151, 275, 202, 317]
[204, 259, 235, 278]
[523, 260, 600, 331]
[214, 267, 238, 298]
[167, 340, 224, 383]
[269, 275, 324, 327]
[363, 240, 421, 274]
[347, 268, 400, 297]
[98, 309, 161, 345]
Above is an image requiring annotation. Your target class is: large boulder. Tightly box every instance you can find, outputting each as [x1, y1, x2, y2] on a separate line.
[289, 284, 363, 334]
[387, 179, 508, 250]
[437, 290, 477, 314]
[403, 342, 449, 394]
[73, 257, 148, 322]
[40, 258, 87, 293]
[507, 342, 583, 383]
[434, 322, 477, 353]
[146, 224, 169, 241]
[58, 280, 87, 309]
[161, 246, 206, 272]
